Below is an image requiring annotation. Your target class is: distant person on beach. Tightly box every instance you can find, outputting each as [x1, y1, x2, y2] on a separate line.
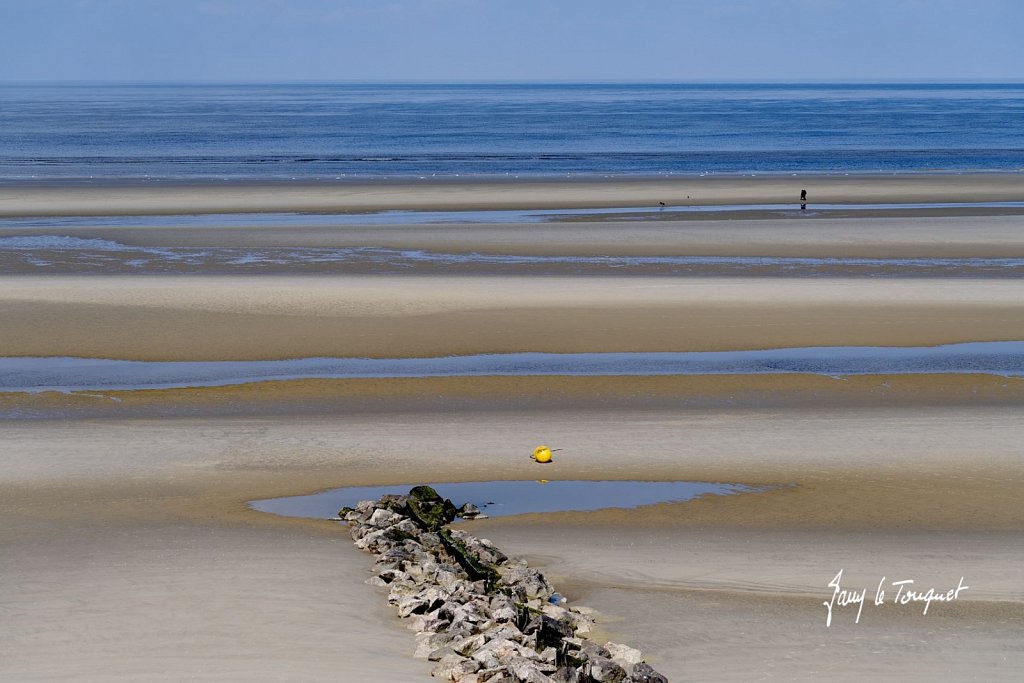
[800, 189, 807, 201]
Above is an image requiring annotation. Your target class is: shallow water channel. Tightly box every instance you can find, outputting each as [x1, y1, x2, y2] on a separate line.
[3, 342, 1024, 393]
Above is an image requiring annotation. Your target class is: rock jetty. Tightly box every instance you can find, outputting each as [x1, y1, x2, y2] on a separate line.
[341, 485, 669, 683]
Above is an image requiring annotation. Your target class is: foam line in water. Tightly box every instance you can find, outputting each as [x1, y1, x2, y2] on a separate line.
[2, 342, 1024, 392]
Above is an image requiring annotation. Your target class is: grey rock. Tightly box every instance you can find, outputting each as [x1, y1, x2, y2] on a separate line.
[550, 667, 580, 683]
[428, 646, 457, 662]
[586, 657, 628, 683]
[605, 642, 643, 669]
[485, 623, 526, 645]
[477, 669, 517, 683]
[420, 586, 451, 611]
[450, 529, 509, 565]
[414, 631, 457, 658]
[386, 579, 417, 604]
[542, 604, 570, 621]
[367, 507, 402, 528]
[376, 546, 416, 565]
[393, 518, 421, 535]
[500, 566, 553, 600]
[451, 632, 487, 656]
[471, 637, 534, 664]
[581, 643, 613, 661]
[376, 568, 408, 584]
[353, 528, 391, 551]
[431, 652, 480, 680]
[343, 509, 366, 524]
[378, 493, 408, 510]
[567, 609, 593, 635]
[425, 618, 452, 633]
[457, 502, 482, 518]
[506, 583, 529, 605]
[537, 615, 574, 650]
[475, 537, 508, 564]
[471, 648, 502, 670]
[564, 641, 613, 669]
[419, 531, 443, 547]
[629, 662, 669, 683]
[396, 594, 429, 618]
[509, 656, 555, 682]
[454, 662, 482, 680]
[436, 566, 465, 591]
[372, 558, 402, 572]
[493, 610, 520, 626]
[490, 595, 518, 623]
[451, 600, 489, 627]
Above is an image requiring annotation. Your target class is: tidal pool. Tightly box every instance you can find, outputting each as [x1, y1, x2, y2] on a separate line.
[250, 480, 761, 520]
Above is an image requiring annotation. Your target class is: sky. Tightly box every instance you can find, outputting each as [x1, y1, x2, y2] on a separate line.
[1, 0, 1022, 83]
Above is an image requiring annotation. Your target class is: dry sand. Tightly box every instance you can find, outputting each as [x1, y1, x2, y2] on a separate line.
[3, 276, 1024, 360]
[2, 178, 1022, 681]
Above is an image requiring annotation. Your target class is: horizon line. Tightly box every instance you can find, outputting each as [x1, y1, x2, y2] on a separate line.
[3, 78, 1024, 87]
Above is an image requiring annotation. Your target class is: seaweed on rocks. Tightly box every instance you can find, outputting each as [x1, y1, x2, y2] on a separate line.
[340, 486, 669, 682]
[405, 485, 459, 532]
[438, 528, 501, 590]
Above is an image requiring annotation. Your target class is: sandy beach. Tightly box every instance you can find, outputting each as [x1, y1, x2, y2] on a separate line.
[2, 177, 1023, 681]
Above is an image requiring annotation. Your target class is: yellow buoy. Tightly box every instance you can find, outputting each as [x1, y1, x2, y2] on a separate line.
[532, 445, 553, 463]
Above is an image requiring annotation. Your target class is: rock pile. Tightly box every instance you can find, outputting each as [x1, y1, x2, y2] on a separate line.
[341, 485, 669, 683]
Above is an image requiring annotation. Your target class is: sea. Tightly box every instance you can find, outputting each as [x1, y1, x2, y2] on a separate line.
[1, 82, 1023, 182]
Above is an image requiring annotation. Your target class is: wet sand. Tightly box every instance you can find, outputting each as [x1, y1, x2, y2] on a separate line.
[2, 407, 1022, 681]
[2, 173, 1024, 216]
[6, 215, 1024, 278]
[4, 373, 1024, 420]
[1, 177, 1023, 681]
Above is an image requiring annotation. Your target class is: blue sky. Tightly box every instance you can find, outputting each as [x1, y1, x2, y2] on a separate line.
[1, 0, 1022, 82]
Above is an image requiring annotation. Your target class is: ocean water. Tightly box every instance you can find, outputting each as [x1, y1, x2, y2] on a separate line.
[1, 83, 1023, 181]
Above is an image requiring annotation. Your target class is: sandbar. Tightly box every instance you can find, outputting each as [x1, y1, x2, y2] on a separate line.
[2, 276, 1024, 360]
[2, 174, 1024, 216]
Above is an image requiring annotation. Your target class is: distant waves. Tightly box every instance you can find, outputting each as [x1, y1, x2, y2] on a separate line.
[3, 150, 1023, 180]
[3, 83, 1024, 180]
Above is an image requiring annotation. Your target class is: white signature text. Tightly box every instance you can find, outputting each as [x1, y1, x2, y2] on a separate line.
[823, 569, 969, 627]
